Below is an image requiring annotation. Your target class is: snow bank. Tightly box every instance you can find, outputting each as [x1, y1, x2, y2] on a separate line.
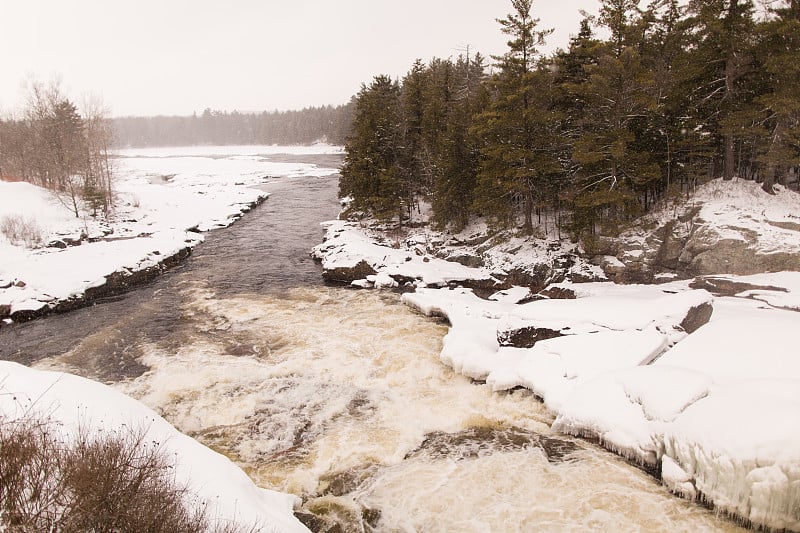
[0, 361, 309, 532]
[312, 220, 495, 288]
[1, 145, 341, 320]
[663, 380, 800, 531]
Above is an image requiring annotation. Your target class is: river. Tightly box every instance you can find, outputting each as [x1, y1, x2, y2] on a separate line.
[0, 150, 745, 532]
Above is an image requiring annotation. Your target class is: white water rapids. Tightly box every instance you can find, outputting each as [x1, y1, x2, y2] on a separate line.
[39, 282, 746, 532]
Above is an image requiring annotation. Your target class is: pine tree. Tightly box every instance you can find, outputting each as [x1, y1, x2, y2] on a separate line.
[339, 75, 404, 221]
[685, 0, 757, 180]
[568, 0, 660, 233]
[751, 0, 800, 193]
[431, 53, 487, 230]
[472, 0, 556, 234]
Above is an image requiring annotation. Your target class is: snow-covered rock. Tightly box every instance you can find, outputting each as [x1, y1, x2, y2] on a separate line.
[603, 179, 800, 279]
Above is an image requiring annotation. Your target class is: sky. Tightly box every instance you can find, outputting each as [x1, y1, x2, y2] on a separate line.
[1, 0, 599, 118]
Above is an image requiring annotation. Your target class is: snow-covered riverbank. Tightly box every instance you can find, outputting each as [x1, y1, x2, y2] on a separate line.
[312, 190, 800, 532]
[0, 145, 342, 322]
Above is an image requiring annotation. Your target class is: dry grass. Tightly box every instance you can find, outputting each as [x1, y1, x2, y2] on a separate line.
[0, 414, 248, 533]
[0, 215, 44, 248]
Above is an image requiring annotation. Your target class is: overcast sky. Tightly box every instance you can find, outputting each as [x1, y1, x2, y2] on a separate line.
[2, 0, 600, 118]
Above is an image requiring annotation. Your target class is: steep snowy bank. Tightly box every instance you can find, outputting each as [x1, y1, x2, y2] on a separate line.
[0, 145, 342, 322]
[0, 361, 310, 532]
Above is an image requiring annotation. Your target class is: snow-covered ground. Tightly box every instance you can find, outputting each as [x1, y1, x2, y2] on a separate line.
[0, 144, 341, 320]
[312, 189, 800, 531]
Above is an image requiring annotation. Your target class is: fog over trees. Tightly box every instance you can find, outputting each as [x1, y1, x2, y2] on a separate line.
[112, 104, 353, 148]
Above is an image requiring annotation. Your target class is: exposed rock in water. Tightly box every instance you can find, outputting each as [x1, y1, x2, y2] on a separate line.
[321, 260, 377, 284]
[317, 465, 379, 498]
[406, 426, 580, 464]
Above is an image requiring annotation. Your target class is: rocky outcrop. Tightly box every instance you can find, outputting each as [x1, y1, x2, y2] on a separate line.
[497, 324, 564, 348]
[689, 276, 789, 297]
[320, 260, 377, 284]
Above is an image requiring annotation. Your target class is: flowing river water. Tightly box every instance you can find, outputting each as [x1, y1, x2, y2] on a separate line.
[0, 156, 746, 532]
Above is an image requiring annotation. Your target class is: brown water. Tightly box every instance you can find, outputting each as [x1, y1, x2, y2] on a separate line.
[0, 155, 746, 532]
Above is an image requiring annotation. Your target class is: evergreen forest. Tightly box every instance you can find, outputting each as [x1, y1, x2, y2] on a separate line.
[339, 0, 800, 236]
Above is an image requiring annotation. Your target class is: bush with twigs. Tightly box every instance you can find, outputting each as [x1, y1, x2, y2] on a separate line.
[0, 414, 247, 533]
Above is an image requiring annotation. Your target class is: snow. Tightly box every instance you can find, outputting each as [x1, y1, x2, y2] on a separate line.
[0, 145, 340, 318]
[0, 361, 309, 532]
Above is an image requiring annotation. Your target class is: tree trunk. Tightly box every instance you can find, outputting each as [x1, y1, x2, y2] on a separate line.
[523, 192, 534, 234]
[724, 135, 735, 180]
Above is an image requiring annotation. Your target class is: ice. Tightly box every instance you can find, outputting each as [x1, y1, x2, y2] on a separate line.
[663, 380, 800, 531]
[654, 314, 800, 383]
[553, 366, 713, 466]
[0, 361, 310, 532]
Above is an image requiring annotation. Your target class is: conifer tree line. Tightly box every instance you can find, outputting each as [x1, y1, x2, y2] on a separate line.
[0, 81, 115, 217]
[112, 104, 353, 148]
[339, 0, 800, 236]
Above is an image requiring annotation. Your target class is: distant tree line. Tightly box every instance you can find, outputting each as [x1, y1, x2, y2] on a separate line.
[112, 104, 353, 148]
[340, 0, 800, 236]
[0, 81, 115, 217]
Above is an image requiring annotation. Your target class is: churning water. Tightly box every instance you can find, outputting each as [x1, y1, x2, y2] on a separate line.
[0, 157, 746, 532]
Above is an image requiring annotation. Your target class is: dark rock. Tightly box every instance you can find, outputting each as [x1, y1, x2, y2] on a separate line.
[497, 324, 563, 348]
[14, 280, 26, 288]
[0, 304, 10, 318]
[442, 252, 485, 268]
[500, 265, 553, 292]
[581, 235, 620, 257]
[322, 260, 377, 284]
[539, 436, 581, 463]
[679, 301, 714, 334]
[407, 426, 580, 464]
[690, 276, 789, 297]
[654, 221, 686, 270]
[318, 465, 378, 497]
[539, 286, 577, 300]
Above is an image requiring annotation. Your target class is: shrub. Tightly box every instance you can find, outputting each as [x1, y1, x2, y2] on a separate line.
[0, 215, 44, 248]
[0, 415, 236, 533]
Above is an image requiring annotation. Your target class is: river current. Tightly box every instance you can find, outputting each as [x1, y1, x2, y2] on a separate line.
[0, 154, 745, 532]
